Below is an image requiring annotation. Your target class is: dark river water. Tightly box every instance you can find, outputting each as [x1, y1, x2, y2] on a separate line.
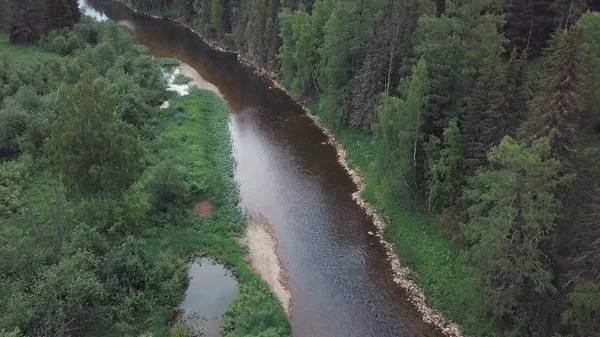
[78, 1, 445, 336]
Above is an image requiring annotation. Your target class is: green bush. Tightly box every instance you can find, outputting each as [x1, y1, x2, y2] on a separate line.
[221, 282, 290, 337]
[146, 161, 191, 214]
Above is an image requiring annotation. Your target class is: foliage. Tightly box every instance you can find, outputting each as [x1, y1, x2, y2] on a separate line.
[372, 58, 429, 200]
[520, 27, 586, 159]
[146, 161, 191, 214]
[5, 0, 600, 335]
[4, 0, 47, 43]
[46, 0, 81, 30]
[562, 279, 600, 336]
[425, 120, 463, 212]
[462, 137, 565, 335]
[3, 0, 81, 44]
[0, 155, 33, 217]
[0, 86, 56, 157]
[221, 282, 289, 337]
[45, 72, 143, 198]
[0, 18, 289, 337]
[577, 11, 600, 122]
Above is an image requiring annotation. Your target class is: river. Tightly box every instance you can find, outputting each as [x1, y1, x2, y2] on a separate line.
[78, 1, 445, 336]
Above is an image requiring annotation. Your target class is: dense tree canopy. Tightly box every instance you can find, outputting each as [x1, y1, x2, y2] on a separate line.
[4, 0, 600, 335]
[3, 0, 81, 43]
[45, 72, 143, 198]
[463, 136, 564, 334]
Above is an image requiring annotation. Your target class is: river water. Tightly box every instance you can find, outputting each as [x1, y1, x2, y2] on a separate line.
[78, 1, 445, 336]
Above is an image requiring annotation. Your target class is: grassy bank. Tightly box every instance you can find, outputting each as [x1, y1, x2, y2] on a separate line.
[306, 100, 476, 334]
[156, 91, 290, 336]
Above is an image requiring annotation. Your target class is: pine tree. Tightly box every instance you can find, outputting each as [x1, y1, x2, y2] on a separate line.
[46, 0, 81, 30]
[520, 26, 586, 160]
[0, 0, 7, 28]
[194, 0, 212, 36]
[414, 0, 507, 139]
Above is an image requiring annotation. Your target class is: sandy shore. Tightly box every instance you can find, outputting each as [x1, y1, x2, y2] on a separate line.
[175, 63, 223, 96]
[241, 213, 292, 317]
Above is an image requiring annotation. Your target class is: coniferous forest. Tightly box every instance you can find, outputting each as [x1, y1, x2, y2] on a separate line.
[2, 0, 600, 336]
[122, 0, 600, 336]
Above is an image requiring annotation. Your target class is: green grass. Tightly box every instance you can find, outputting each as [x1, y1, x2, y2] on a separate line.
[153, 90, 290, 336]
[156, 58, 182, 67]
[0, 33, 60, 65]
[173, 73, 192, 85]
[306, 99, 477, 334]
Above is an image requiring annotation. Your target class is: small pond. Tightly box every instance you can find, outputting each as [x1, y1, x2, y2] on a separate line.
[178, 258, 239, 337]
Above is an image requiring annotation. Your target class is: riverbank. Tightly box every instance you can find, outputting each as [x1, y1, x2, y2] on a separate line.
[241, 213, 292, 317]
[160, 91, 291, 337]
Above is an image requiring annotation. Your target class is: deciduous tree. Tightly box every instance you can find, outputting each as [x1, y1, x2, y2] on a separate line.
[46, 72, 143, 198]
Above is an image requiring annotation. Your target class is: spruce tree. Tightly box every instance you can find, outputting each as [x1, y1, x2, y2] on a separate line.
[462, 53, 505, 175]
[520, 26, 586, 160]
[463, 136, 563, 335]
[463, 49, 527, 174]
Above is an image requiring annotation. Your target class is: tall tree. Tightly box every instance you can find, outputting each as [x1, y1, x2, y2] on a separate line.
[504, 0, 588, 54]
[211, 0, 225, 38]
[414, 0, 507, 138]
[577, 11, 600, 123]
[462, 136, 565, 335]
[45, 72, 143, 198]
[425, 119, 463, 211]
[372, 58, 429, 198]
[520, 26, 586, 160]
[318, 0, 384, 124]
[463, 49, 527, 174]
[291, 10, 319, 96]
[277, 8, 297, 89]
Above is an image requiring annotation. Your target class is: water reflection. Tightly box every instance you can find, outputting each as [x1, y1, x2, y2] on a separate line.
[179, 258, 239, 337]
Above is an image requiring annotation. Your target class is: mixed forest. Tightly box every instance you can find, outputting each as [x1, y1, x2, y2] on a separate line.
[0, 3, 289, 337]
[120, 0, 600, 336]
[2, 0, 600, 336]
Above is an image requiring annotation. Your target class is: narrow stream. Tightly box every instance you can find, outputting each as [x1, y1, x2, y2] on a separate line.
[79, 1, 445, 336]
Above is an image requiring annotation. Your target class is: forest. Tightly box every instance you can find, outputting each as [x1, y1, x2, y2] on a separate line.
[2, 0, 600, 336]
[0, 4, 289, 337]
[118, 0, 600, 336]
